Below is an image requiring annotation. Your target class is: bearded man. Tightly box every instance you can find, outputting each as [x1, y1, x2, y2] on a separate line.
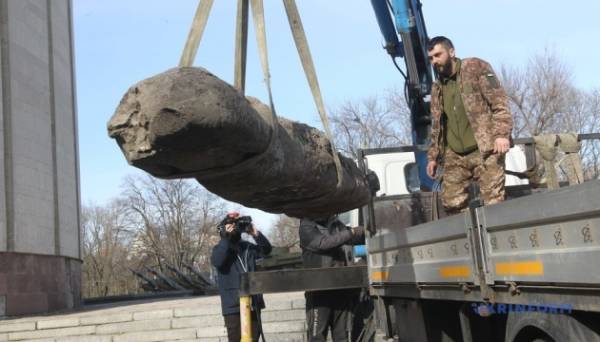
[426, 36, 514, 213]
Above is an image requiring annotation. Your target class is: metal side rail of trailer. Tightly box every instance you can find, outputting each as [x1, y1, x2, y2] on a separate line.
[366, 180, 600, 342]
[367, 180, 600, 311]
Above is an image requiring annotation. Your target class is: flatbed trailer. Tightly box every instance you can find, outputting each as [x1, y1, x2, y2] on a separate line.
[366, 179, 600, 341]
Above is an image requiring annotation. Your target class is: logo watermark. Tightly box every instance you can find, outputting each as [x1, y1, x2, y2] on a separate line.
[471, 303, 573, 316]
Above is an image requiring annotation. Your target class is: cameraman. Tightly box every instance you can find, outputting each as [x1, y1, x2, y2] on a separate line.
[211, 212, 272, 342]
[299, 215, 365, 342]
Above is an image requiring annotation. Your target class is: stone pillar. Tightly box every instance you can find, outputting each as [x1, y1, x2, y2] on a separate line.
[0, 0, 81, 316]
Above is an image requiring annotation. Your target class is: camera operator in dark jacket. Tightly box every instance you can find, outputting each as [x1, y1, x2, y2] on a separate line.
[299, 215, 365, 342]
[211, 212, 272, 342]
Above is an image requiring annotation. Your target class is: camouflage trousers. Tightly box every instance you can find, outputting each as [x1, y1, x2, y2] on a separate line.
[441, 149, 505, 212]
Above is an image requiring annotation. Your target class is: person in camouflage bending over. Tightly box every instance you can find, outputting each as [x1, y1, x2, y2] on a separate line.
[425, 36, 513, 213]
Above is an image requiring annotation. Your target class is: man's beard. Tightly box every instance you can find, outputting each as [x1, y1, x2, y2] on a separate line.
[437, 58, 453, 77]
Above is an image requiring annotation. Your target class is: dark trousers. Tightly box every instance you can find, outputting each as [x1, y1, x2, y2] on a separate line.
[305, 290, 356, 342]
[224, 311, 261, 342]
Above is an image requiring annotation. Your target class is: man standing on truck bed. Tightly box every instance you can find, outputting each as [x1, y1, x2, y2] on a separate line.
[425, 36, 514, 213]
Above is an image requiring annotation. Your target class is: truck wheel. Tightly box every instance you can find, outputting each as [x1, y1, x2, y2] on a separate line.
[505, 311, 600, 342]
[512, 327, 555, 342]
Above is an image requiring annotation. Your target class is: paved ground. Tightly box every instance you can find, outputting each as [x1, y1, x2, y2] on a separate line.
[0, 292, 307, 342]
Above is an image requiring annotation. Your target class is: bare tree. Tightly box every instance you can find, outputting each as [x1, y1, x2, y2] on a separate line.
[501, 49, 578, 137]
[577, 90, 600, 179]
[501, 49, 600, 179]
[122, 175, 226, 273]
[385, 86, 413, 139]
[329, 88, 411, 159]
[81, 175, 227, 298]
[268, 215, 300, 250]
[82, 200, 136, 298]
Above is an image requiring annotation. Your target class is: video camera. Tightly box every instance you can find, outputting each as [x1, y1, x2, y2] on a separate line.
[218, 212, 253, 236]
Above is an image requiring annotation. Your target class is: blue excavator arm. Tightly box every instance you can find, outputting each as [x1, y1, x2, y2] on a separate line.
[370, 0, 434, 190]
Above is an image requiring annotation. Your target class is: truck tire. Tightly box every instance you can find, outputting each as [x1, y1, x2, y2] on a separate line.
[505, 311, 600, 342]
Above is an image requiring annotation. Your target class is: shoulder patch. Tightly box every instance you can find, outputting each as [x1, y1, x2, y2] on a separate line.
[486, 73, 499, 89]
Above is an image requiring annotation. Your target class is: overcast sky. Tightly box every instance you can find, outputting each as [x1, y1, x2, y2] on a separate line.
[73, 0, 600, 231]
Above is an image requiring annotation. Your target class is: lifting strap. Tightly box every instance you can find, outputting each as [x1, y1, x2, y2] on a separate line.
[250, 0, 278, 123]
[179, 0, 215, 67]
[234, 0, 249, 93]
[282, 0, 344, 188]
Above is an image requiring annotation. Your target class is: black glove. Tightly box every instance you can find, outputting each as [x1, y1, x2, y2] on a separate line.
[350, 226, 365, 237]
[366, 170, 380, 195]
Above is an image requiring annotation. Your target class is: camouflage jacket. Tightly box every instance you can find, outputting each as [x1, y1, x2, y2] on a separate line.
[427, 57, 513, 163]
